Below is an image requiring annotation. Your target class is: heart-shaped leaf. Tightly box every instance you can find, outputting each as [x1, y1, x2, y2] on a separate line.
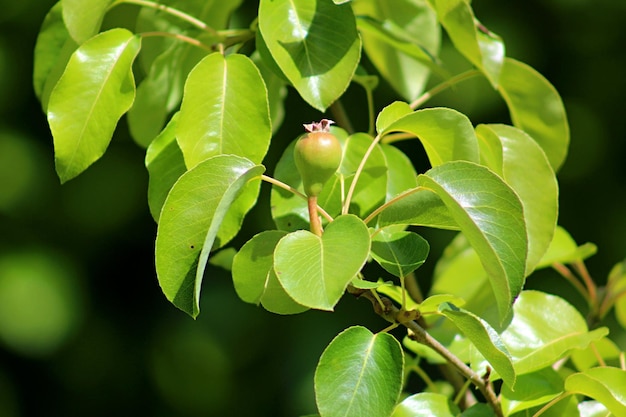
[439, 302, 516, 388]
[258, 0, 361, 111]
[155, 155, 264, 317]
[274, 215, 370, 310]
[418, 161, 527, 319]
[315, 326, 404, 417]
[383, 108, 480, 166]
[565, 367, 626, 416]
[232, 230, 308, 315]
[177, 52, 271, 169]
[48, 28, 141, 183]
[498, 58, 569, 171]
[371, 229, 429, 277]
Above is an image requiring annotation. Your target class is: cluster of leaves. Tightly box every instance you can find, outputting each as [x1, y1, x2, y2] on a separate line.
[33, 0, 626, 416]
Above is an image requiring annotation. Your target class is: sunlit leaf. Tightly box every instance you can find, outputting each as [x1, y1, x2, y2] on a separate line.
[353, 0, 441, 100]
[48, 28, 141, 183]
[383, 108, 480, 165]
[376, 101, 412, 134]
[501, 291, 608, 375]
[500, 367, 564, 416]
[565, 367, 626, 417]
[498, 58, 569, 171]
[274, 215, 370, 311]
[315, 326, 403, 417]
[232, 231, 308, 315]
[145, 113, 186, 221]
[476, 124, 558, 274]
[536, 225, 597, 269]
[439, 303, 516, 387]
[392, 392, 460, 417]
[418, 161, 527, 319]
[571, 337, 622, 372]
[177, 53, 270, 169]
[258, 0, 361, 111]
[33, 2, 78, 111]
[155, 155, 264, 317]
[430, 0, 504, 86]
[377, 187, 457, 230]
[380, 144, 418, 201]
[371, 228, 429, 277]
[62, 0, 113, 43]
[609, 259, 626, 330]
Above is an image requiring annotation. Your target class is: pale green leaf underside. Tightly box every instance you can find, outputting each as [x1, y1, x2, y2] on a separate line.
[371, 229, 429, 278]
[315, 326, 404, 417]
[565, 367, 626, 417]
[48, 28, 141, 183]
[155, 155, 264, 318]
[258, 0, 361, 111]
[62, 0, 112, 43]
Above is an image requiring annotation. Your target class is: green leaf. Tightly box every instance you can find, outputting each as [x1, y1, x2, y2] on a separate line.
[500, 367, 564, 416]
[258, 0, 361, 111]
[418, 161, 527, 320]
[498, 58, 570, 171]
[565, 367, 626, 416]
[353, 0, 441, 100]
[459, 403, 496, 417]
[501, 291, 608, 375]
[274, 215, 370, 311]
[252, 50, 288, 134]
[430, 0, 504, 86]
[609, 259, 626, 330]
[155, 155, 264, 318]
[377, 187, 457, 229]
[371, 229, 429, 277]
[392, 393, 460, 417]
[383, 108, 480, 165]
[439, 303, 516, 387]
[376, 101, 413, 134]
[177, 53, 271, 169]
[48, 28, 141, 183]
[571, 338, 622, 372]
[145, 113, 186, 221]
[381, 144, 418, 201]
[33, 2, 78, 111]
[536, 225, 597, 269]
[62, 0, 113, 43]
[232, 231, 308, 315]
[315, 326, 403, 417]
[476, 124, 558, 274]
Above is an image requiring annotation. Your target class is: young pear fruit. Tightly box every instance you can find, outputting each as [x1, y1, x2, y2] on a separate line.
[294, 119, 342, 197]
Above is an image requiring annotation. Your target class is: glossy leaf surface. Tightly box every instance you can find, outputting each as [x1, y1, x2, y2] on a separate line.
[48, 28, 141, 183]
[376, 101, 413, 134]
[145, 113, 186, 221]
[155, 155, 264, 317]
[62, 0, 112, 43]
[177, 53, 271, 169]
[439, 303, 516, 387]
[33, 2, 77, 111]
[498, 58, 569, 171]
[476, 124, 558, 274]
[392, 393, 459, 417]
[274, 215, 370, 311]
[383, 108, 480, 165]
[258, 0, 361, 111]
[315, 326, 403, 417]
[371, 229, 429, 277]
[232, 231, 308, 315]
[565, 367, 626, 416]
[418, 161, 527, 319]
[353, 0, 440, 100]
[430, 0, 504, 86]
[500, 367, 564, 416]
[501, 291, 608, 375]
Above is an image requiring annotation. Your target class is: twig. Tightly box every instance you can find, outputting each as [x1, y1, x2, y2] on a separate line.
[261, 175, 333, 223]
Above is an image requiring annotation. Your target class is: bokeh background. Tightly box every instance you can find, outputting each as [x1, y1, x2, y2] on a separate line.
[0, 0, 624, 416]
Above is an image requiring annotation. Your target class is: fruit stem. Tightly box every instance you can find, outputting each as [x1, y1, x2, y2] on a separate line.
[308, 196, 323, 236]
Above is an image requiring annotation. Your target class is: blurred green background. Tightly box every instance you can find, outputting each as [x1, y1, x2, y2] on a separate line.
[0, 0, 624, 416]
